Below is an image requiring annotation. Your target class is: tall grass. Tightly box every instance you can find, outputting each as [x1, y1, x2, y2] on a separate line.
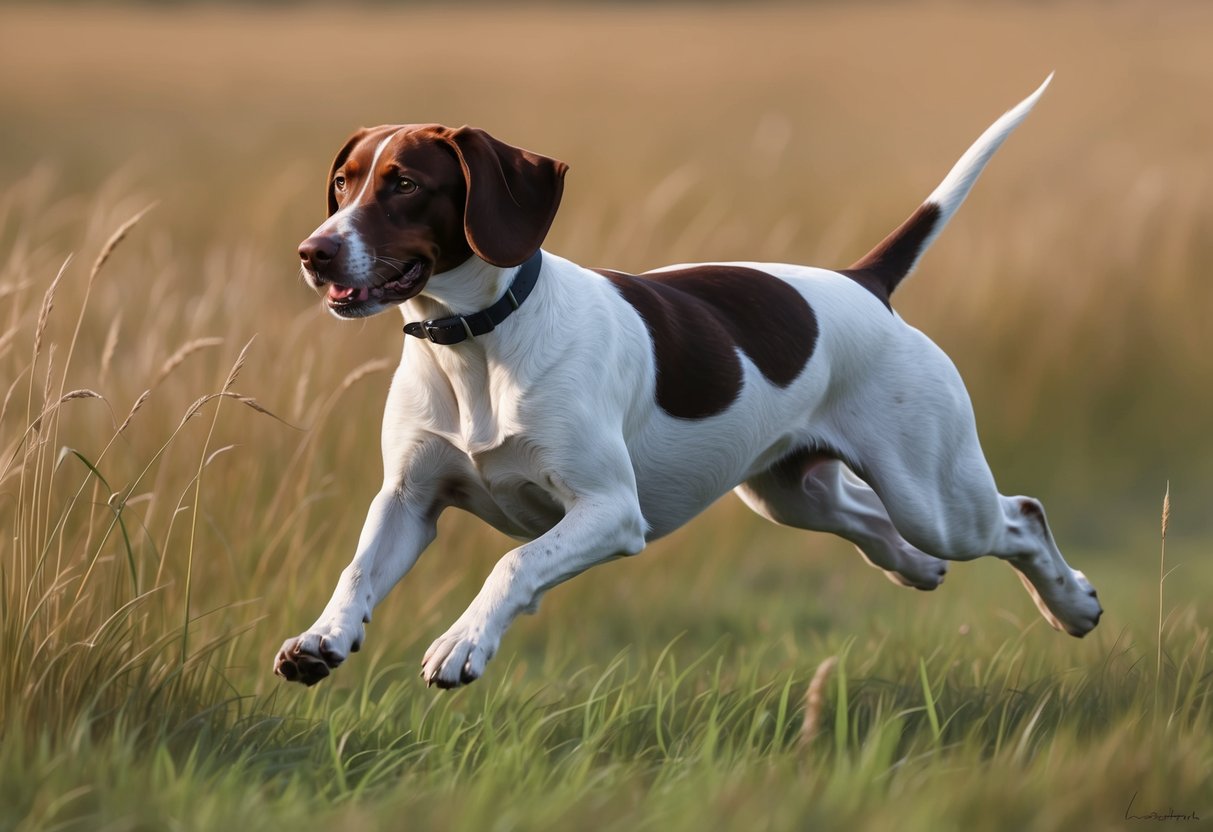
[1, 2, 1212, 829]
[1158, 483, 1171, 709]
[4, 211, 241, 739]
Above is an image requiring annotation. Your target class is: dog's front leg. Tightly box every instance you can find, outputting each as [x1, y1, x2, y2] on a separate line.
[274, 487, 438, 686]
[421, 488, 646, 689]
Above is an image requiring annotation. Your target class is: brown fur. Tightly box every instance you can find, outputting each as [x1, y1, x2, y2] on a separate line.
[839, 202, 941, 309]
[598, 265, 818, 419]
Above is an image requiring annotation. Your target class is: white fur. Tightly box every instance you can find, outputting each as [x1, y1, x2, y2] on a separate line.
[914, 73, 1054, 275]
[276, 79, 1100, 689]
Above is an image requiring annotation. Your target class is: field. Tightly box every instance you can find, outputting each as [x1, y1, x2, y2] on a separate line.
[2, 2, 1211, 829]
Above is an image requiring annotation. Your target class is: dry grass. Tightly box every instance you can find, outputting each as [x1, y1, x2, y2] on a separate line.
[0, 3, 1211, 830]
[4, 2, 1211, 515]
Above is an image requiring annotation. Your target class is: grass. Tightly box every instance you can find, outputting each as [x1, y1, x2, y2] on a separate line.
[2, 2, 1212, 829]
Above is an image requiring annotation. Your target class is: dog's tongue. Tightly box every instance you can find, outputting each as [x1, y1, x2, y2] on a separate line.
[329, 284, 370, 302]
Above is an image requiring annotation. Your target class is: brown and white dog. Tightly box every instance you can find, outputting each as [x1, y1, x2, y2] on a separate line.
[276, 75, 1101, 689]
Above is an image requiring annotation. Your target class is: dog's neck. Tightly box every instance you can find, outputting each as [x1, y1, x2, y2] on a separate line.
[404, 255, 513, 324]
[398, 253, 554, 450]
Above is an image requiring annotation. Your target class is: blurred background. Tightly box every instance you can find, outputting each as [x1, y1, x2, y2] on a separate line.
[1, 0, 1209, 701]
[3, 4, 1212, 827]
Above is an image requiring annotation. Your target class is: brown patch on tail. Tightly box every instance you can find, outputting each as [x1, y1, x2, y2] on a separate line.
[838, 202, 941, 309]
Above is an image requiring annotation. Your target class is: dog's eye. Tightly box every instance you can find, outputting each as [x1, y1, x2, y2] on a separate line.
[333, 175, 347, 193]
[396, 177, 418, 195]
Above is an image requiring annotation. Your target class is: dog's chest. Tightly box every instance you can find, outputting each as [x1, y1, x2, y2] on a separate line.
[457, 438, 569, 539]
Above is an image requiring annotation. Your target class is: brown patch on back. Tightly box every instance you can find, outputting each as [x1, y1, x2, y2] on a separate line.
[599, 265, 817, 419]
[838, 202, 941, 309]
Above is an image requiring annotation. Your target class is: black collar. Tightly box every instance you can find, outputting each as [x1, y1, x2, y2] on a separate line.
[403, 251, 543, 345]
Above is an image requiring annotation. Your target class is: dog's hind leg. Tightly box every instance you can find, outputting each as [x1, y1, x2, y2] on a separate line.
[735, 454, 949, 590]
[830, 331, 1102, 636]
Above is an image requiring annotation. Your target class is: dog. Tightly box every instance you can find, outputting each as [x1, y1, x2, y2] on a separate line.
[276, 75, 1101, 689]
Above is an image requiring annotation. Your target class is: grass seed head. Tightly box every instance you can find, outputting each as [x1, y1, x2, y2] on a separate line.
[800, 655, 839, 749]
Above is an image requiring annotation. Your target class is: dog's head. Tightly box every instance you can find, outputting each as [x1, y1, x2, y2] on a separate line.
[299, 124, 568, 319]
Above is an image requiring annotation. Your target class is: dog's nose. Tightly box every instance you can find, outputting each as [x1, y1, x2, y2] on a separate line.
[299, 236, 340, 272]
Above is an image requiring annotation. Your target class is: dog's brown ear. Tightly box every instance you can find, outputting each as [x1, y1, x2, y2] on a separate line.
[327, 128, 369, 216]
[443, 126, 568, 267]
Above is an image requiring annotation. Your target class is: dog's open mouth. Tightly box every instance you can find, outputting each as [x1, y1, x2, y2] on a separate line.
[325, 260, 429, 313]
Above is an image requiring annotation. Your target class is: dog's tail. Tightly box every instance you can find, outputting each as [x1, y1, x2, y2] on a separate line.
[843, 74, 1052, 304]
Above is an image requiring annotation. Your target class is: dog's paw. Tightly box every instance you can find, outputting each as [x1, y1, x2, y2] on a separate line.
[1015, 568, 1103, 638]
[420, 624, 498, 690]
[857, 542, 949, 591]
[885, 552, 949, 592]
[273, 625, 362, 686]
